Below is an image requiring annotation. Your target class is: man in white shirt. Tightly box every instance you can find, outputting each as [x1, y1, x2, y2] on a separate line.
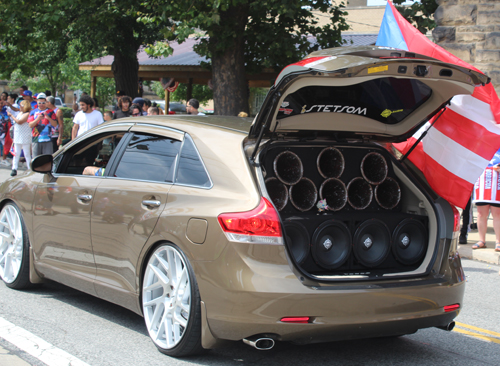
[186, 98, 205, 115]
[72, 95, 104, 139]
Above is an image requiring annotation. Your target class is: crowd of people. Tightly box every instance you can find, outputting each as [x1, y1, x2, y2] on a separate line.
[0, 87, 65, 176]
[0, 87, 205, 177]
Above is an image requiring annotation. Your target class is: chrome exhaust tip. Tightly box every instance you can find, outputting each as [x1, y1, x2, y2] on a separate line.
[436, 321, 455, 331]
[242, 336, 275, 350]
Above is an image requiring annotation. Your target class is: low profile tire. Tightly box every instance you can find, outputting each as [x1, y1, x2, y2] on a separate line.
[142, 244, 203, 357]
[0, 202, 32, 289]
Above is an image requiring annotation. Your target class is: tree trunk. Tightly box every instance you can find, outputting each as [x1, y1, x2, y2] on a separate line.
[112, 50, 140, 99]
[210, 4, 249, 116]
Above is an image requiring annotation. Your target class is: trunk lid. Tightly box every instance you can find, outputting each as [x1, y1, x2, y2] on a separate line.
[249, 46, 489, 153]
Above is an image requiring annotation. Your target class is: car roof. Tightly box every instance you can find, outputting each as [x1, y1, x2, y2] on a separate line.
[108, 115, 253, 135]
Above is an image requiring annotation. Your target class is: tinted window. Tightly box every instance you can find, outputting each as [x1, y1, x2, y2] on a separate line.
[114, 133, 181, 182]
[175, 135, 211, 188]
[277, 77, 432, 124]
[59, 133, 124, 175]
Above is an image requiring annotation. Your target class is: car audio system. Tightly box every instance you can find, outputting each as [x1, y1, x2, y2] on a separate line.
[263, 145, 428, 277]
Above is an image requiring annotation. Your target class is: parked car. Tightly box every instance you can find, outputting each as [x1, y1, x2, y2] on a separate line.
[54, 97, 67, 108]
[152, 100, 186, 114]
[0, 46, 488, 357]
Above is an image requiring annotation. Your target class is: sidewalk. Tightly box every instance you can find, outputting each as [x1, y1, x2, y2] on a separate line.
[458, 205, 500, 265]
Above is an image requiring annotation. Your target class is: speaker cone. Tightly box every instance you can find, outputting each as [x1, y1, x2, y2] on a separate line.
[347, 177, 373, 210]
[320, 178, 347, 211]
[289, 178, 318, 212]
[361, 152, 388, 185]
[375, 177, 401, 210]
[265, 177, 288, 211]
[317, 147, 345, 179]
[274, 151, 303, 185]
[283, 221, 310, 264]
[392, 219, 427, 265]
[312, 220, 351, 270]
[353, 219, 391, 268]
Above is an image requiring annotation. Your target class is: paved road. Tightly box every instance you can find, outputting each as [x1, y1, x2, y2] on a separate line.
[1, 164, 500, 365]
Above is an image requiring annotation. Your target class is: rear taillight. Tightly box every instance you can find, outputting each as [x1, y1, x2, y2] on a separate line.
[218, 198, 283, 244]
[452, 206, 460, 233]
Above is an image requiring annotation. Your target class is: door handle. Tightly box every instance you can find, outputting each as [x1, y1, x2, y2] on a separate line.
[78, 194, 93, 202]
[142, 200, 161, 208]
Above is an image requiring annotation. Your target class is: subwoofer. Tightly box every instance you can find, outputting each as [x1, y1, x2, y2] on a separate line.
[312, 221, 351, 270]
[353, 219, 391, 268]
[361, 152, 388, 185]
[274, 151, 303, 185]
[392, 219, 427, 265]
[289, 178, 318, 212]
[320, 178, 347, 211]
[317, 147, 345, 178]
[283, 221, 310, 264]
[265, 177, 288, 211]
[347, 177, 373, 210]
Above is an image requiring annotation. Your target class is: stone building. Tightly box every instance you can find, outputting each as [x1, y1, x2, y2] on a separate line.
[432, 0, 500, 94]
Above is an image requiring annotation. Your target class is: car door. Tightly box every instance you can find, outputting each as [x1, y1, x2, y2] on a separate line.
[90, 124, 184, 307]
[31, 124, 131, 295]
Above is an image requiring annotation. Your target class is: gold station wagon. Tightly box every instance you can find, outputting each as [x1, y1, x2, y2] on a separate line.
[0, 46, 488, 357]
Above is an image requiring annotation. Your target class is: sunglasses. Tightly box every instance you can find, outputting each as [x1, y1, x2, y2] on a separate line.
[132, 113, 140, 116]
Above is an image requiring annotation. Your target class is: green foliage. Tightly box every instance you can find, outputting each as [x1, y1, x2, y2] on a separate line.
[63, 118, 74, 139]
[60, 107, 74, 119]
[150, 82, 213, 105]
[393, 0, 438, 34]
[144, 0, 349, 72]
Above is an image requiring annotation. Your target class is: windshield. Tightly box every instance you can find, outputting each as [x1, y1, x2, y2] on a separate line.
[277, 77, 432, 125]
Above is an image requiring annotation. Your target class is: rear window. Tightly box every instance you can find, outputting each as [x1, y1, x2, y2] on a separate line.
[277, 77, 432, 124]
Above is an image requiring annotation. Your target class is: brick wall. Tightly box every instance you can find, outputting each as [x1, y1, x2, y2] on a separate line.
[433, 0, 500, 94]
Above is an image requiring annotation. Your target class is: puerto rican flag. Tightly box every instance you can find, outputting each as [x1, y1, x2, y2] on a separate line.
[376, 1, 500, 209]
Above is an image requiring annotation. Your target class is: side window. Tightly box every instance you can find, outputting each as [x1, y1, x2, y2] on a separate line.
[58, 133, 124, 175]
[175, 135, 211, 188]
[114, 133, 181, 182]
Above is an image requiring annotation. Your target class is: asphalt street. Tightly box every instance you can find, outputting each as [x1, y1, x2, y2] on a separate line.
[1, 162, 500, 366]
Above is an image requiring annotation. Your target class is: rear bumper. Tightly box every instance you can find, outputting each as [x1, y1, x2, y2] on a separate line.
[194, 242, 464, 343]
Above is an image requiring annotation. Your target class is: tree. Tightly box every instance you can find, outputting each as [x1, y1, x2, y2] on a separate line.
[393, 0, 438, 34]
[0, 1, 172, 98]
[142, 0, 349, 116]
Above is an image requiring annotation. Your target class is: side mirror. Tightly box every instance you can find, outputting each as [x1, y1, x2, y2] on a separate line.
[31, 154, 53, 174]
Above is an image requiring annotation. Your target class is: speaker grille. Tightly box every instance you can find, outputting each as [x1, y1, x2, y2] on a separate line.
[283, 222, 310, 264]
[353, 219, 391, 268]
[392, 219, 428, 265]
[312, 221, 351, 270]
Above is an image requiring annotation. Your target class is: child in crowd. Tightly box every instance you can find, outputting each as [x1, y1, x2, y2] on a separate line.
[103, 111, 113, 122]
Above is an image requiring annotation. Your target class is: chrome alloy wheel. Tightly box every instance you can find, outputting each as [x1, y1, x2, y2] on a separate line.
[143, 245, 192, 350]
[0, 204, 24, 283]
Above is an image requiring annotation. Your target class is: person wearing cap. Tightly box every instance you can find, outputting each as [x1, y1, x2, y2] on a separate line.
[22, 90, 37, 110]
[132, 97, 148, 116]
[28, 92, 58, 156]
[72, 95, 104, 139]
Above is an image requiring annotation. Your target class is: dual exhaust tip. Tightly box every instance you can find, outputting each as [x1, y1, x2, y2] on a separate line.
[267, 149, 400, 212]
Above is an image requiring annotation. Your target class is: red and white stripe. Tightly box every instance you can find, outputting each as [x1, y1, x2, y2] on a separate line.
[394, 93, 500, 209]
[474, 167, 500, 203]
